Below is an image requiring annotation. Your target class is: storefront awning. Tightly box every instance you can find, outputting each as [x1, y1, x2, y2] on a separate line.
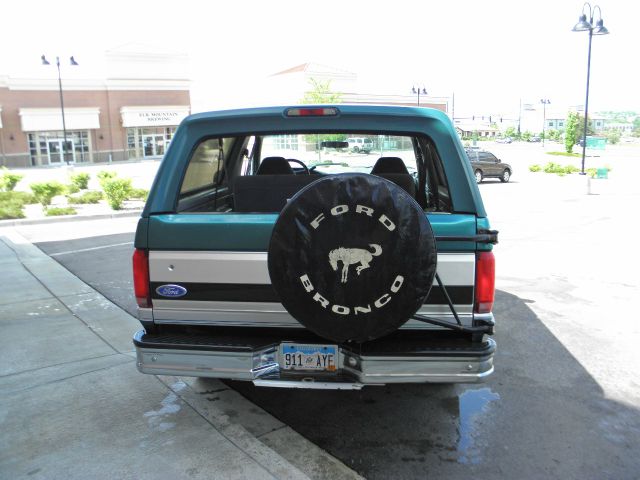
[19, 108, 100, 132]
[120, 106, 190, 128]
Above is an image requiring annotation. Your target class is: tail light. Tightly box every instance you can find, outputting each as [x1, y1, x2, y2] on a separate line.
[132, 248, 151, 308]
[474, 251, 495, 314]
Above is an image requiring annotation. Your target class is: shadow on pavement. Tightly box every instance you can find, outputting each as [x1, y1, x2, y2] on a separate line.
[228, 289, 640, 480]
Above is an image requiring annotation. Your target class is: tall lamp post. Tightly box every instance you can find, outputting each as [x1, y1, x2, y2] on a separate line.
[411, 86, 427, 106]
[41, 55, 79, 165]
[540, 99, 550, 146]
[572, 3, 609, 174]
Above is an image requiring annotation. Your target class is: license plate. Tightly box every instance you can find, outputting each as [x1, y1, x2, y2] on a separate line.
[280, 344, 337, 371]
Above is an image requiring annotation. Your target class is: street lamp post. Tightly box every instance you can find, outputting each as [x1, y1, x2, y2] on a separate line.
[540, 99, 550, 146]
[572, 3, 609, 174]
[41, 55, 79, 165]
[412, 86, 427, 107]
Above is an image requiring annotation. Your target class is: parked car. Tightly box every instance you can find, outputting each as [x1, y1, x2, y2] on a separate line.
[345, 136, 373, 153]
[496, 137, 512, 144]
[528, 136, 541, 143]
[465, 148, 512, 183]
[132, 105, 498, 389]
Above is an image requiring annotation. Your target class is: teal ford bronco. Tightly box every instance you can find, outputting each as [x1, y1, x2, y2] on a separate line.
[132, 105, 497, 389]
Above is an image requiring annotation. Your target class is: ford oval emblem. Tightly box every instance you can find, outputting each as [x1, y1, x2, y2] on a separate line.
[155, 284, 188, 298]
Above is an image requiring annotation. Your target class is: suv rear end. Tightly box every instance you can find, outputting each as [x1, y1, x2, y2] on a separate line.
[132, 105, 497, 389]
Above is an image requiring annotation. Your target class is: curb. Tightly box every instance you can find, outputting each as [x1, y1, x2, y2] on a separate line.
[0, 209, 143, 227]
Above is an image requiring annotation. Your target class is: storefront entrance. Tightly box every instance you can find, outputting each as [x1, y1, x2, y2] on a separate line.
[127, 127, 176, 160]
[47, 139, 75, 164]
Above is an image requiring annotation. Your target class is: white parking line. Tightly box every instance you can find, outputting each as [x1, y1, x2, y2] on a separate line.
[50, 242, 134, 257]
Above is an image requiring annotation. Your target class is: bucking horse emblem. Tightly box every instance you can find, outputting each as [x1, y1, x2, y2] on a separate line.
[328, 244, 382, 284]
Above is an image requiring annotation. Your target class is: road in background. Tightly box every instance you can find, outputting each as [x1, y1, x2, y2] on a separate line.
[19, 142, 640, 479]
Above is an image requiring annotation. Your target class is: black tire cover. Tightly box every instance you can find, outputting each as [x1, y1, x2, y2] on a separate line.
[268, 173, 437, 343]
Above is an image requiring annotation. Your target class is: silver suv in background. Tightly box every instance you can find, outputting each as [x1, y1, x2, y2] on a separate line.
[346, 137, 373, 153]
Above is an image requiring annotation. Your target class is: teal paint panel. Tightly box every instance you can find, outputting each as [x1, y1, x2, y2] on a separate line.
[147, 213, 478, 252]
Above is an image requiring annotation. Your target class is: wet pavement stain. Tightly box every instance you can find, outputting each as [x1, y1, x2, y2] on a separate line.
[457, 387, 500, 464]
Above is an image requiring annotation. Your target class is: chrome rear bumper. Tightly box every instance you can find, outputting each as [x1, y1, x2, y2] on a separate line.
[133, 329, 495, 388]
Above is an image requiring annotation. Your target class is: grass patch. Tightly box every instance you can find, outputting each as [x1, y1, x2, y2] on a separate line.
[67, 190, 103, 204]
[45, 207, 77, 217]
[547, 151, 581, 157]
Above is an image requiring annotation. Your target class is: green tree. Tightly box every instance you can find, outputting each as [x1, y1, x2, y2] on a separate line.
[604, 129, 621, 145]
[301, 78, 342, 104]
[633, 117, 640, 137]
[564, 112, 580, 153]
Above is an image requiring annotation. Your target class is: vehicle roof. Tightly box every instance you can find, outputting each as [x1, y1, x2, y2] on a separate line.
[144, 105, 486, 217]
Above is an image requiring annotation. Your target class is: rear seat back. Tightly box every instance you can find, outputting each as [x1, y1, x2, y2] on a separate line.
[234, 175, 318, 212]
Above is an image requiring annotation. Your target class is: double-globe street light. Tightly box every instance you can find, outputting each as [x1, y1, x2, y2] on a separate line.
[412, 86, 427, 107]
[41, 55, 79, 165]
[540, 99, 551, 147]
[572, 3, 609, 174]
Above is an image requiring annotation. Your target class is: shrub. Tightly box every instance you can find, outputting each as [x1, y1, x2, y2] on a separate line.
[102, 178, 132, 210]
[66, 183, 81, 194]
[45, 206, 77, 217]
[563, 165, 580, 174]
[97, 170, 117, 187]
[0, 191, 36, 205]
[67, 190, 103, 204]
[529, 164, 541, 172]
[0, 193, 27, 219]
[0, 167, 23, 192]
[70, 172, 90, 190]
[128, 188, 149, 200]
[543, 162, 562, 174]
[586, 168, 598, 178]
[30, 181, 65, 207]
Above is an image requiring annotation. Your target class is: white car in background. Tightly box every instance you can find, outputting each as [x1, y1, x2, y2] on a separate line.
[346, 137, 373, 153]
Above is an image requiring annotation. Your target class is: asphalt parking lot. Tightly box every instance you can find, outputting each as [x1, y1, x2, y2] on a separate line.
[7, 142, 640, 479]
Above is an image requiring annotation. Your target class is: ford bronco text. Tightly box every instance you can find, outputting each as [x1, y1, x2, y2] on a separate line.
[132, 105, 498, 389]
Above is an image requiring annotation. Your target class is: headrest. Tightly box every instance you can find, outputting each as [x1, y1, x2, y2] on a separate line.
[370, 156, 410, 175]
[256, 157, 294, 175]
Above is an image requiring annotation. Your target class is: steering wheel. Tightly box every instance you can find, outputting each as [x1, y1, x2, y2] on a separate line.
[287, 159, 310, 175]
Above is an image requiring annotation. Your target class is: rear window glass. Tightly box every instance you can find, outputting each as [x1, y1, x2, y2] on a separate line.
[180, 137, 234, 194]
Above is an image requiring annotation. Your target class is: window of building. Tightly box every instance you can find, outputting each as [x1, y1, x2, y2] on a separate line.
[126, 127, 177, 160]
[27, 131, 91, 166]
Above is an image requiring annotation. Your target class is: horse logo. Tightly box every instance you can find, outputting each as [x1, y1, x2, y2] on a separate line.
[328, 244, 382, 284]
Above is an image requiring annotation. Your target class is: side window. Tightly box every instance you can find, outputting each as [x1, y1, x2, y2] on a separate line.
[485, 153, 498, 162]
[180, 138, 232, 194]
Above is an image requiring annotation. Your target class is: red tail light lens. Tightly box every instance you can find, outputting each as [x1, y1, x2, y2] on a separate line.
[132, 248, 151, 308]
[475, 251, 495, 314]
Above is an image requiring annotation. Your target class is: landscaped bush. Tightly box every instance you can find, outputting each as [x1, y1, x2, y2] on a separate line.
[45, 206, 77, 217]
[67, 190, 103, 204]
[0, 194, 26, 219]
[66, 183, 81, 194]
[563, 165, 580, 174]
[0, 167, 23, 192]
[102, 178, 132, 210]
[127, 188, 149, 200]
[543, 162, 563, 174]
[529, 164, 541, 172]
[0, 191, 36, 205]
[70, 172, 90, 190]
[29, 181, 65, 207]
[97, 170, 117, 187]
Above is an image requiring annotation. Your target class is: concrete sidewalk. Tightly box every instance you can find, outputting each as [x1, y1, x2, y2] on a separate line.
[0, 228, 361, 480]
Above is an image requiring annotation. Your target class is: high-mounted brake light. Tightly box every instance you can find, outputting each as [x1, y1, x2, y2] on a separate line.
[132, 248, 151, 308]
[285, 107, 339, 117]
[474, 251, 495, 314]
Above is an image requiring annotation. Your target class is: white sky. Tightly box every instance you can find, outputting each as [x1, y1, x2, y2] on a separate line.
[2, 0, 637, 118]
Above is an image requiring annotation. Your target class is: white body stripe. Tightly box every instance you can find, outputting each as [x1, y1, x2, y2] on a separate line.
[149, 251, 476, 329]
[149, 251, 475, 286]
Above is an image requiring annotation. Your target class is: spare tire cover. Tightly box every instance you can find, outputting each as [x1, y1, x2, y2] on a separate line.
[268, 173, 437, 343]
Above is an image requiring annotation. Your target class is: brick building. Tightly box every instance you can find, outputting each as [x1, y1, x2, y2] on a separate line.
[0, 44, 190, 168]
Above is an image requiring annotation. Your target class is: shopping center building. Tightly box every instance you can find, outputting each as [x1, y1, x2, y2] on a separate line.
[0, 44, 190, 168]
